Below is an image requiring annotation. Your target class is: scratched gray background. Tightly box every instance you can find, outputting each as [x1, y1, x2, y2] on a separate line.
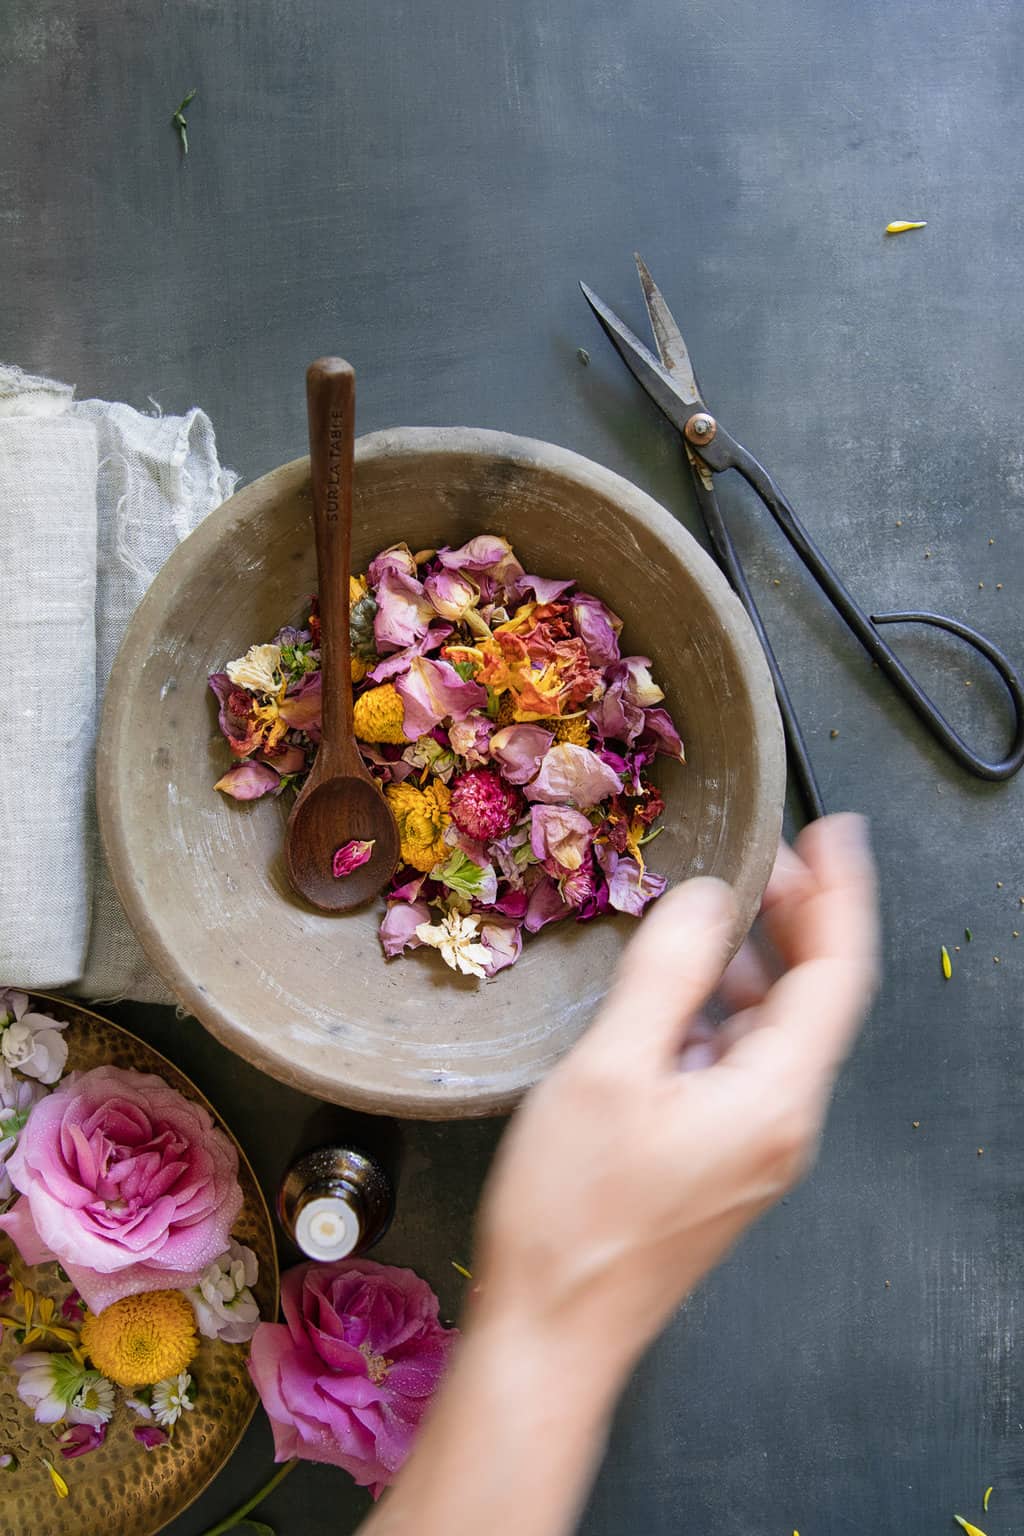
[3, 0, 1023, 1531]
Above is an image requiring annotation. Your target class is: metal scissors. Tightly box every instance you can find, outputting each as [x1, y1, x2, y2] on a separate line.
[581, 256, 1024, 819]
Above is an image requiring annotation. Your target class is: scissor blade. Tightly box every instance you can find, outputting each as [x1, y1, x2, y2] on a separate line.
[579, 281, 700, 437]
[633, 253, 701, 402]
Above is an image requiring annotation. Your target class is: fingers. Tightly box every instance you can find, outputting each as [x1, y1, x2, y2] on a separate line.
[718, 938, 776, 1013]
[727, 813, 878, 1080]
[584, 877, 737, 1070]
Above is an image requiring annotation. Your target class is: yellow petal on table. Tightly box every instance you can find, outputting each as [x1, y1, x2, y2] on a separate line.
[941, 945, 952, 979]
[954, 1517, 988, 1536]
[41, 1460, 69, 1499]
[983, 1486, 993, 1511]
[886, 221, 927, 234]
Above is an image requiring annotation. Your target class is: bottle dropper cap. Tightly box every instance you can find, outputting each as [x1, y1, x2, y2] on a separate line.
[294, 1195, 362, 1261]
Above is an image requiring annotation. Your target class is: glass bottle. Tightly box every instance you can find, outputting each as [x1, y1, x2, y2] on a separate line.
[277, 1105, 399, 1262]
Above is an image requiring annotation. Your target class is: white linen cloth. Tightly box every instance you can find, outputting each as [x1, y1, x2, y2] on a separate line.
[0, 365, 237, 1002]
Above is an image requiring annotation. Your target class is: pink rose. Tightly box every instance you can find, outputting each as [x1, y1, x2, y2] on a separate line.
[248, 1259, 458, 1497]
[0, 1065, 243, 1313]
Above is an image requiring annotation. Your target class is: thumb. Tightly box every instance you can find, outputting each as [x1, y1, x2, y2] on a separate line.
[583, 877, 737, 1070]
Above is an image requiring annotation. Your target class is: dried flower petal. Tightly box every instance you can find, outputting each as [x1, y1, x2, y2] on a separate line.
[983, 1487, 993, 1512]
[954, 1518, 987, 1536]
[885, 220, 926, 234]
[941, 945, 952, 980]
[333, 840, 375, 879]
[214, 760, 281, 800]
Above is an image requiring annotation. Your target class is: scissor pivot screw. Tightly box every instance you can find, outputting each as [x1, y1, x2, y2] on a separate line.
[686, 412, 717, 444]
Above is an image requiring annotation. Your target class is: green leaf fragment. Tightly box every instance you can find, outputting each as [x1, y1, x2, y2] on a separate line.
[436, 850, 490, 897]
[965, 928, 973, 942]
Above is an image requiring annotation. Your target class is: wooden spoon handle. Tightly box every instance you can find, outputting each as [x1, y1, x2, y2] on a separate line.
[306, 357, 360, 774]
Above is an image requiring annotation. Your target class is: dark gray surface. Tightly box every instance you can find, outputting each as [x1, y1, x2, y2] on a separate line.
[4, 0, 1024, 1531]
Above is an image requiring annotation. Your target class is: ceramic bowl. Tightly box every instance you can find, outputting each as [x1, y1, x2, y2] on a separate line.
[98, 428, 785, 1118]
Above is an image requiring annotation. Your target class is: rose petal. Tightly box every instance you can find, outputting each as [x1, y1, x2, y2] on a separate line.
[214, 760, 282, 800]
[529, 803, 594, 872]
[424, 569, 480, 622]
[368, 542, 418, 586]
[379, 900, 432, 958]
[333, 840, 375, 878]
[610, 656, 665, 707]
[279, 672, 322, 736]
[523, 742, 622, 811]
[640, 706, 686, 763]
[373, 570, 436, 654]
[394, 657, 486, 738]
[524, 875, 573, 932]
[595, 845, 668, 915]
[488, 724, 551, 785]
[477, 917, 523, 975]
[368, 625, 453, 684]
[517, 573, 575, 603]
[571, 593, 623, 666]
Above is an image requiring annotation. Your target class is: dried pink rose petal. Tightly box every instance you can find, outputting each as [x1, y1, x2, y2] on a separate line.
[373, 569, 436, 653]
[524, 742, 623, 811]
[640, 706, 685, 763]
[279, 672, 322, 737]
[395, 656, 486, 738]
[488, 724, 551, 785]
[214, 760, 282, 800]
[571, 593, 623, 666]
[529, 803, 594, 872]
[333, 840, 375, 878]
[379, 900, 432, 958]
[596, 845, 667, 915]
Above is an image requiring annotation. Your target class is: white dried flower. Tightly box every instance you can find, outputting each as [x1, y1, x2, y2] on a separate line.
[225, 643, 283, 696]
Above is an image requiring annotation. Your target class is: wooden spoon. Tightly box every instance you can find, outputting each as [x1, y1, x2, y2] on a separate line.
[284, 358, 401, 911]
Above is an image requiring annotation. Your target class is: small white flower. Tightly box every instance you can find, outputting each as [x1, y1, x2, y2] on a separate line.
[414, 910, 492, 978]
[188, 1240, 261, 1344]
[226, 643, 282, 696]
[68, 1374, 116, 1429]
[152, 1372, 195, 1428]
[0, 1016, 68, 1085]
[13, 1353, 97, 1425]
[0, 1064, 46, 1204]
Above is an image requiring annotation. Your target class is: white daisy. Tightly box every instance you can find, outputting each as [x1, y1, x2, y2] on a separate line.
[152, 1372, 195, 1428]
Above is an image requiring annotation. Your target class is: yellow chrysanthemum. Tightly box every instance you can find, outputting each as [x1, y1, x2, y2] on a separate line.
[386, 780, 451, 872]
[353, 684, 409, 745]
[351, 657, 369, 684]
[551, 714, 590, 747]
[81, 1290, 198, 1388]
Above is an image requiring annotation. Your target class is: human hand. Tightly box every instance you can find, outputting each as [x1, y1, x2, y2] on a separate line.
[473, 812, 878, 1394]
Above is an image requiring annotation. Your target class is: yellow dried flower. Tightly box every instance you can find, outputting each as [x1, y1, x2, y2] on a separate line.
[352, 657, 369, 684]
[885, 220, 927, 234]
[941, 945, 952, 980]
[551, 714, 590, 747]
[81, 1290, 198, 1387]
[954, 1518, 987, 1536]
[353, 684, 409, 745]
[983, 1487, 993, 1512]
[386, 780, 451, 872]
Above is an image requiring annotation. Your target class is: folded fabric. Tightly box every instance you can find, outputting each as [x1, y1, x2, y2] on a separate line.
[0, 365, 237, 1002]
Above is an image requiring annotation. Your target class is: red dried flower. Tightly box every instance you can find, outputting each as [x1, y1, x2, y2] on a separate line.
[449, 769, 522, 843]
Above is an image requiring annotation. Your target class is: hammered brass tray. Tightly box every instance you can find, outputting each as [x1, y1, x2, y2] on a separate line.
[0, 996, 279, 1536]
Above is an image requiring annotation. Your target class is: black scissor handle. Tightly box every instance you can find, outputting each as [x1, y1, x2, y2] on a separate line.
[699, 426, 1024, 782]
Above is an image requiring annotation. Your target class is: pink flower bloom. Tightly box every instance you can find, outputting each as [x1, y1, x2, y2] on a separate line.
[529, 804, 594, 873]
[373, 569, 436, 654]
[133, 1425, 169, 1450]
[379, 900, 432, 958]
[279, 673, 322, 738]
[449, 769, 522, 843]
[570, 593, 623, 666]
[488, 723, 551, 785]
[395, 657, 486, 739]
[333, 840, 375, 878]
[59, 1423, 107, 1459]
[247, 1259, 457, 1497]
[559, 856, 599, 910]
[423, 568, 479, 622]
[0, 1065, 243, 1314]
[214, 760, 282, 800]
[524, 742, 623, 811]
